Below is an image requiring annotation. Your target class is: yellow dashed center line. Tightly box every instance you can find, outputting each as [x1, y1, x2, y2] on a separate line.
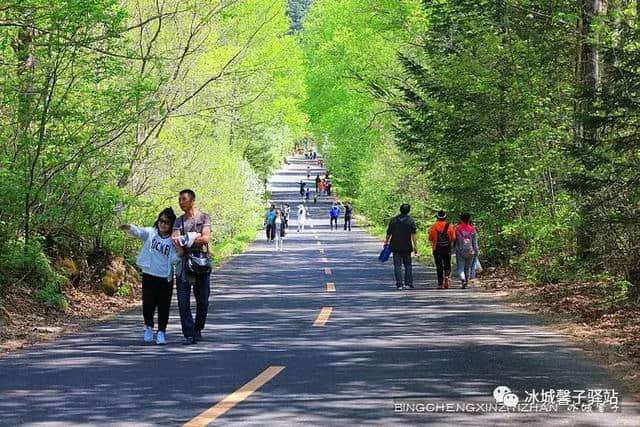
[313, 307, 333, 326]
[183, 366, 285, 426]
[326, 282, 336, 292]
[324, 267, 332, 275]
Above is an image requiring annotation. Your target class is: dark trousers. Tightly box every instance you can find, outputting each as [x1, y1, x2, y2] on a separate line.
[266, 224, 275, 240]
[330, 217, 338, 229]
[393, 251, 413, 287]
[433, 250, 452, 286]
[344, 216, 351, 231]
[177, 272, 211, 338]
[142, 273, 173, 332]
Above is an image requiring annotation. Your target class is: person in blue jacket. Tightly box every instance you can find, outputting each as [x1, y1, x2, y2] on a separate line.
[329, 202, 340, 231]
[119, 207, 180, 345]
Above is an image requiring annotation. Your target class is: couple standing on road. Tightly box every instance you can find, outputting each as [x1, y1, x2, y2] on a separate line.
[119, 189, 212, 345]
[384, 204, 479, 290]
[329, 201, 353, 231]
[264, 203, 288, 251]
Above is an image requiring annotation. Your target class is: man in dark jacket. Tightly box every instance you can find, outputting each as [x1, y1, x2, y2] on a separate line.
[343, 202, 353, 231]
[384, 204, 418, 290]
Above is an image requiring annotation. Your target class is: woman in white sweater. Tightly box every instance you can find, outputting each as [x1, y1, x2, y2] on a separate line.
[119, 207, 181, 345]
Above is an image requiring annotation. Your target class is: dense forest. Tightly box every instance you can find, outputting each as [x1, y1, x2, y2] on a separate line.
[302, 0, 640, 296]
[1, 0, 639, 311]
[0, 0, 307, 307]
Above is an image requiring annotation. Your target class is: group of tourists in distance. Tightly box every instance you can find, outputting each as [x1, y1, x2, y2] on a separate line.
[263, 151, 353, 252]
[115, 151, 479, 346]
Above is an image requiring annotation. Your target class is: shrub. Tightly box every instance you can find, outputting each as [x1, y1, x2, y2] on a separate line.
[116, 283, 132, 297]
[0, 239, 68, 310]
[35, 280, 69, 311]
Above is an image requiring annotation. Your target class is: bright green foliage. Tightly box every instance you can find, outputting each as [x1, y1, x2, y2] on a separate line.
[302, 0, 640, 290]
[303, 0, 421, 198]
[394, 1, 579, 272]
[0, 0, 308, 307]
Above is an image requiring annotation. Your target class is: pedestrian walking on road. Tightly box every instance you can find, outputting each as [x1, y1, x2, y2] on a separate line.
[297, 204, 307, 232]
[325, 178, 332, 196]
[274, 210, 285, 251]
[330, 202, 340, 230]
[428, 210, 456, 289]
[384, 204, 418, 290]
[264, 204, 276, 241]
[120, 207, 179, 345]
[343, 201, 353, 231]
[171, 189, 212, 345]
[315, 174, 321, 192]
[307, 166, 311, 179]
[305, 187, 311, 201]
[299, 180, 305, 196]
[283, 203, 291, 229]
[455, 212, 479, 289]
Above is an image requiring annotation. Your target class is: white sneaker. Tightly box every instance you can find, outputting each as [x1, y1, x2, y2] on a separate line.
[144, 326, 153, 343]
[156, 331, 166, 345]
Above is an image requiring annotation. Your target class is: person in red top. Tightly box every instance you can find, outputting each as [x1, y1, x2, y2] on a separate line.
[428, 210, 456, 289]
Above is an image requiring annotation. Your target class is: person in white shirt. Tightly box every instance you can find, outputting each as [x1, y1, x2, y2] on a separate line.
[274, 210, 285, 251]
[297, 204, 307, 232]
[119, 207, 180, 345]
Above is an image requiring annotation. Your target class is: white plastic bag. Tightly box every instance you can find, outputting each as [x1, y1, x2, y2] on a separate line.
[475, 258, 483, 273]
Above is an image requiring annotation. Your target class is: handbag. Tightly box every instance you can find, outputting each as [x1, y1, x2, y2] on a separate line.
[379, 245, 392, 263]
[182, 217, 212, 276]
[185, 251, 212, 276]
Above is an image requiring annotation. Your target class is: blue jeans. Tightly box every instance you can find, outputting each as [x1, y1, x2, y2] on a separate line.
[177, 272, 211, 339]
[456, 253, 475, 282]
[392, 251, 413, 287]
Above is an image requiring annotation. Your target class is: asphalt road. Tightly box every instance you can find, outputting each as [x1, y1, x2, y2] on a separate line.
[1, 155, 639, 426]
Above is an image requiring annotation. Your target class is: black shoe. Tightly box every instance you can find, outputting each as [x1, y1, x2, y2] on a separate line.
[406, 284, 414, 289]
[396, 285, 404, 290]
[182, 336, 196, 345]
[195, 331, 203, 342]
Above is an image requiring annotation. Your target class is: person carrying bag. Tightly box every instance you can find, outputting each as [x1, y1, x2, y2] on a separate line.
[171, 189, 212, 345]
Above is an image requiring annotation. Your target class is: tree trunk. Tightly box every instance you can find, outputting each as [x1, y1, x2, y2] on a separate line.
[576, 0, 604, 259]
[11, 10, 37, 250]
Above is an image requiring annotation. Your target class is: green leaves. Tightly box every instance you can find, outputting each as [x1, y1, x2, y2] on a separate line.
[0, 0, 309, 296]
